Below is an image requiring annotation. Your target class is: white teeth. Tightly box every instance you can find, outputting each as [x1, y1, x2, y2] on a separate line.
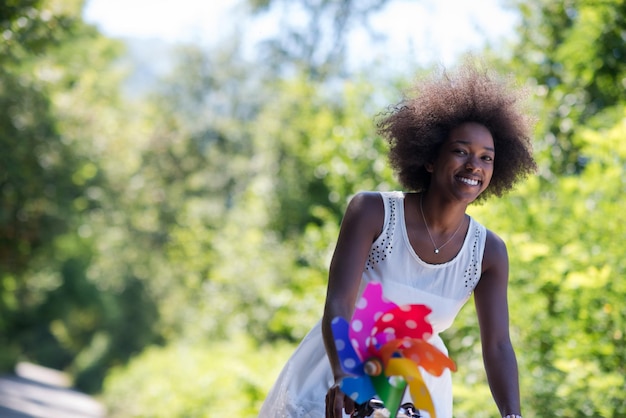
[459, 177, 479, 186]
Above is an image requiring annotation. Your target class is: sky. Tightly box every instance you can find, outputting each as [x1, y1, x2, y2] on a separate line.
[83, 0, 519, 71]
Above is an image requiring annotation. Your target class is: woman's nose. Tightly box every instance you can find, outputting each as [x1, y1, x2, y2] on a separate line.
[465, 158, 477, 171]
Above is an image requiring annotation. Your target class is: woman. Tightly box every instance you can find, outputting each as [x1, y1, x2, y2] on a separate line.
[259, 62, 536, 418]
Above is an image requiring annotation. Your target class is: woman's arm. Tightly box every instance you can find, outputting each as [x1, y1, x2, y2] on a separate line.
[474, 230, 522, 417]
[322, 192, 384, 418]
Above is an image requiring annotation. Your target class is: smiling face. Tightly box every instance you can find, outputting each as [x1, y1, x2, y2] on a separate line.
[426, 122, 495, 203]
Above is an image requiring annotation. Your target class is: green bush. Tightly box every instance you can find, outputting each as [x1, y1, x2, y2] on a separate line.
[102, 335, 296, 417]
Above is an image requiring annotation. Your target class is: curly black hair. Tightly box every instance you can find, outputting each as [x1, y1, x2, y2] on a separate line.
[377, 61, 537, 200]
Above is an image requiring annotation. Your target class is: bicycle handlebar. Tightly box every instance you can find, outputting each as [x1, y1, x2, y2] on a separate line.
[352, 399, 421, 417]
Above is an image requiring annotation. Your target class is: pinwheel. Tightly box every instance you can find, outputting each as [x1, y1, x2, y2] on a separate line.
[331, 282, 456, 418]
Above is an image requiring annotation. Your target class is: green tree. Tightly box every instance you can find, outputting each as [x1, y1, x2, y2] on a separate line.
[0, 0, 164, 392]
[511, 0, 626, 175]
[487, 0, 626, 415]
[99, 48, 402, 412]
[0, 0, 105, 370]
[454, 114, 626, 417]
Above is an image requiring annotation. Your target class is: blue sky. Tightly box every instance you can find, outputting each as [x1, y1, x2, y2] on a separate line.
[83, 0, 519, 70]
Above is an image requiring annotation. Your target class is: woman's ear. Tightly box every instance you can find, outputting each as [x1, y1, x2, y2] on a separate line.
[425, 162, 434, 173]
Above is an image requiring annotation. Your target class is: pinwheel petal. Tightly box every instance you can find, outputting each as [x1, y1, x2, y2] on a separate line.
[378, 339, 409, 366]
[331, 317, 365, 375]
[370, 373, 406, 417]
[350, 282, 397, 359]
[386, 358, 436, 418]
[371, 305, 433, 348]
[378, 339, 456, 376]
[402, 339, 457, 375]
[340, 376, 377, 404]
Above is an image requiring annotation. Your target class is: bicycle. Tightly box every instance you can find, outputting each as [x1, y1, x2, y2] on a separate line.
[352, 399, 422, 417]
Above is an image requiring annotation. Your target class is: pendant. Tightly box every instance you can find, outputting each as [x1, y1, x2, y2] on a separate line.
[434, 249, 439, 254]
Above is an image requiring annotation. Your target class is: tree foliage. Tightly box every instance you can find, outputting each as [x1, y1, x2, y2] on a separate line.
[452, 114, 626, 416]
[443, 1, 626, 415]
[249, 0, 391, 78]
[0, 0, 162, 392]
[511, 0, 626, 175]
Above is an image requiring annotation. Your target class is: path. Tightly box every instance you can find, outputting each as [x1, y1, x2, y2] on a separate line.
[0, 363, 106, 418]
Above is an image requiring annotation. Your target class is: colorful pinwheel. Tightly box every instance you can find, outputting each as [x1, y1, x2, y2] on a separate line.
[331, 282, 456, 418]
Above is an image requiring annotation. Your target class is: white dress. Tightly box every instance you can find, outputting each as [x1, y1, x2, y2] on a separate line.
[259, 191, 487, 418]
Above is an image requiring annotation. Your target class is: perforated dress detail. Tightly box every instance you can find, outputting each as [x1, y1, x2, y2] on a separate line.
[366, 198, 396, 271]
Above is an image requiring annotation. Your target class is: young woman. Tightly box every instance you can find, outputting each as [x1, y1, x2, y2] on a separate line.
[259, 62, 536, 418]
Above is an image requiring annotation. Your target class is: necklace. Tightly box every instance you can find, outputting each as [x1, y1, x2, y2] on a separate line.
[419, 194, 465, 254]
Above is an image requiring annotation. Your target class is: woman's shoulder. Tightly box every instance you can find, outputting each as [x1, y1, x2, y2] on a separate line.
[343, 192, 388, 235]
[347, 190, 405, 210]
[349, 190, 403, 204]
[346, 191, 384, 214]
[484, 228, 507, 253]
[481, 227, 508, 273]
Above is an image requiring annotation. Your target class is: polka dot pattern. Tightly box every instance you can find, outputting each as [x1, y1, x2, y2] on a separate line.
[340, 376, 377, 404]
[330, 282, 457, 412]
[397, 339, 457, 376]
[370, 304, 433, 352]
[344, 358, 356, 369]
[330, 316, 363, 375]
[349, 282, 397, 360]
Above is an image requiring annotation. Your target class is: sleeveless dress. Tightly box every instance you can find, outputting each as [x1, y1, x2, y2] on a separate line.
[259, 191, 487, 418]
